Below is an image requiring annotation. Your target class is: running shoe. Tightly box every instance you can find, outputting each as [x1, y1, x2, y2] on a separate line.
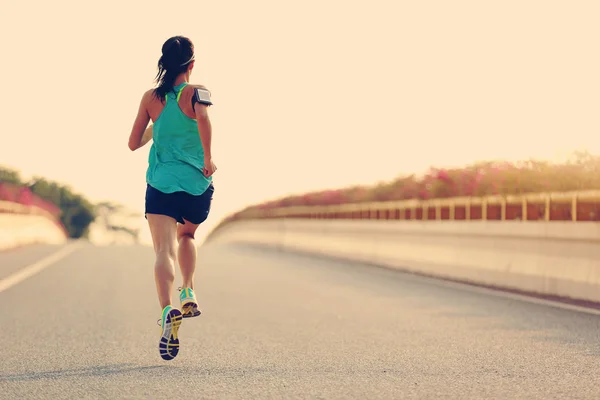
[179, 287, 201, 318]
[157, 305, 182, 360]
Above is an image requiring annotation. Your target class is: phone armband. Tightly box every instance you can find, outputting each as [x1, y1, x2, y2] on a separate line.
[192, 87, 213, 109]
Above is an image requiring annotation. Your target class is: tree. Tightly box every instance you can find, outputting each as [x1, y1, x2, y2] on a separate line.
[0, 166, 22, 185]
[0, 169, 97, 239]
[28, 177, 96, 239]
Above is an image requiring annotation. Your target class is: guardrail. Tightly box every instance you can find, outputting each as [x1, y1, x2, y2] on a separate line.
[0, 200, 68, 237]
[0, 200, 57, 219]
[214, 190, 600, 234]
[205, 217, 600, 305]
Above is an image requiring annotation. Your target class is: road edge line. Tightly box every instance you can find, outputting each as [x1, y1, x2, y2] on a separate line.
[0, 241, 82, 294]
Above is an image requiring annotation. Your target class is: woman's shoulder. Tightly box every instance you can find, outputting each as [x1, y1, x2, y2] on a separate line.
[141, 88, 164, 106]
[141, 88, 158, 101]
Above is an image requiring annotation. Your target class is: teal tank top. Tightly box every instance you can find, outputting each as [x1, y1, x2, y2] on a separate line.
[146, 82, 212, 195]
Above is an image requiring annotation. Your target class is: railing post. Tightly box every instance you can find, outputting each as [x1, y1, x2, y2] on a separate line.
[545, 195, 550, 221]
[501, 198, 506, 221]
[449, 202, 455, 220]
[466, 199, 471, 220]
[572, 195, 577, 221]
[522, 198, 527, 221]
[482, 199, 487, 221]
[436, 201, 441, 220]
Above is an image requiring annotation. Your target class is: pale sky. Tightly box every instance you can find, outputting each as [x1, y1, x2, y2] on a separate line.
[1, 0, 599, 244]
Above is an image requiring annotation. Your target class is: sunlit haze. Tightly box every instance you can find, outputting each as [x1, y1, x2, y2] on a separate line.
[1, 0, 599, 245]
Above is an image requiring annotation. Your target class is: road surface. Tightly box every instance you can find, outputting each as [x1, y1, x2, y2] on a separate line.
[1, 241, 599, 399]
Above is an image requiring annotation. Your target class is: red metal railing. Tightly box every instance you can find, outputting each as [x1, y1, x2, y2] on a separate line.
[209, 189, 600, 239]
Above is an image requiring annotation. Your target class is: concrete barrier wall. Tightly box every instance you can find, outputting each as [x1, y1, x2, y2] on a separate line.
[206, 219, 600, 305]
[0, 213, 67, 251]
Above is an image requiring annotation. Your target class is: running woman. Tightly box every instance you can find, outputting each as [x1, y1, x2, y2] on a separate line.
[127, 35, 216, 361]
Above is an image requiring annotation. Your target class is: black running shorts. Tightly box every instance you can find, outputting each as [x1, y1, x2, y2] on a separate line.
[145, 183, 214, 224]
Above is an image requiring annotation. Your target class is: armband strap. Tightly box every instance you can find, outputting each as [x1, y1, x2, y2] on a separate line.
[192, 87, 213, 110]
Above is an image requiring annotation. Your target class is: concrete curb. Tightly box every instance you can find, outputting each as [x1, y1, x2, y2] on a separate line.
[0, 213, 67, 251]
[206, 218, 600, 306]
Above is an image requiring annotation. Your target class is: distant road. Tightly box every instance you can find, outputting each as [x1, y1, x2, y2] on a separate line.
[1, 242, 599, 399]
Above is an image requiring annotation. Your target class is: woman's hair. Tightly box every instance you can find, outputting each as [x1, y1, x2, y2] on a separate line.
[153, 36, 195, 101]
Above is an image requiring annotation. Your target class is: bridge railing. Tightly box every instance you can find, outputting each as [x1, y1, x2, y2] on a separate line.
[218, 190, 600, 229]
[206, 190, 600, 306]
[0, 182, 62, 219]
[0, 200, 60, 221]
[0, 183, 68, 237]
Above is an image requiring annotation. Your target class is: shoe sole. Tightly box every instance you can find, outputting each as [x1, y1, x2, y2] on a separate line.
[182, 301, 201, 318]
[159, 308, 183, 361]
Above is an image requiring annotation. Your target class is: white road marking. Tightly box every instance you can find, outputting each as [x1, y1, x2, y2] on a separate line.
[451, 281, 600, 316]
[392, 267, 600, 316]
[0, 241, 82, 294]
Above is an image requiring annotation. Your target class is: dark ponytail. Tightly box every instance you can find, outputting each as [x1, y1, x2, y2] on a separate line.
[153, 36, 195, 101]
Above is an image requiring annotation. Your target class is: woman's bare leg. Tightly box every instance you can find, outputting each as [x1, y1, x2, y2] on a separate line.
[177, 218, 200, 290]
[147, 213, 178, 309]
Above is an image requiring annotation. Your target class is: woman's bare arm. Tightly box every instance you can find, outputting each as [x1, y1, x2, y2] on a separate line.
[195, 105, 212, 160]
[139, 125, 153, 147]
[195, 103, 216, 177]
[128, 91, 151, 151]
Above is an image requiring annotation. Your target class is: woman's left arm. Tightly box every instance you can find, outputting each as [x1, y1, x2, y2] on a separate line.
[128, 91, 151, 151]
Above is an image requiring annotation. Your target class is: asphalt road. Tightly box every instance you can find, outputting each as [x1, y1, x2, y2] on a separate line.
[1, 241, 600, 399]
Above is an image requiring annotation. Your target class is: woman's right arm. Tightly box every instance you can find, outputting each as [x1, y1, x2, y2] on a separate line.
[140, 124, 153, 147]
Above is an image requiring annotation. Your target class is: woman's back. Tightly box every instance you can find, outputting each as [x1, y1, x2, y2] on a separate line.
[146, 82, 212, 196]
